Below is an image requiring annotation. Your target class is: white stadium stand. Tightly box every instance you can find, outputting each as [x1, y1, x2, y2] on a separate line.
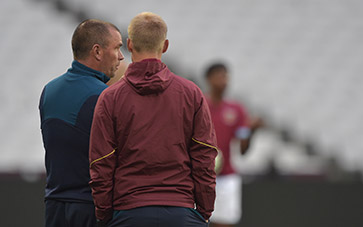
[0, 0, 76, 173]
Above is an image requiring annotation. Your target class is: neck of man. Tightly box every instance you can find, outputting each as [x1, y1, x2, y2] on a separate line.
[132, 51, 162, 63]
[210, 90, 224, 104]
[76, 58, 102, 73]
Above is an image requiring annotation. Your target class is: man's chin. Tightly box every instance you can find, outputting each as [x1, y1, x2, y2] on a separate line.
[107, 72, 116, 79]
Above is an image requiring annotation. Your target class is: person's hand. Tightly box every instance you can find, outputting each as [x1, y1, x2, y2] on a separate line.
[249, 117, 264, 130]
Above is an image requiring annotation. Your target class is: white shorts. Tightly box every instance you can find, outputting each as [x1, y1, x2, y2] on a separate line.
[211, 174, 242, 225]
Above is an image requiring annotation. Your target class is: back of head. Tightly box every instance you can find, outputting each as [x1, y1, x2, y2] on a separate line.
[72, 19, 120, 60]
[128, 12, 167, 53]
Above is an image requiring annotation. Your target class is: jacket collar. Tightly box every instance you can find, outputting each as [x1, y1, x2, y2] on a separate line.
[69, 60, 110, 83]
[125, 58, 173, 95]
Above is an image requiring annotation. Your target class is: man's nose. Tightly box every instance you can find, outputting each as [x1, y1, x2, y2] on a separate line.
[119, 50, 124, 61]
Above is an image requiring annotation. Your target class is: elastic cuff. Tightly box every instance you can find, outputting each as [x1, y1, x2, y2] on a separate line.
[96, 208, 113, 223]
[235, 126, 251, 139]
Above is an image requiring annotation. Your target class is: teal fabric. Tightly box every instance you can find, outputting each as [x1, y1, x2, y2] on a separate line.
[113, 210, 125, 219]
[187, 208, 205, 221]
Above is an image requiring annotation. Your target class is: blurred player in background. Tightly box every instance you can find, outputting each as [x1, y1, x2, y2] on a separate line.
[205, 63, 263, 227]
[89, 12, 217, 227]
[39, 19, 124, 227]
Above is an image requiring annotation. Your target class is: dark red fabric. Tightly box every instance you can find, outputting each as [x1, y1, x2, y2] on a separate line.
[89, 59, 217, 221]
[207, 98, 248, 175]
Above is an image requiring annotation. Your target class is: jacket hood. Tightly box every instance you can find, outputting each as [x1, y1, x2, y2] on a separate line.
[125, 59, 173, 95]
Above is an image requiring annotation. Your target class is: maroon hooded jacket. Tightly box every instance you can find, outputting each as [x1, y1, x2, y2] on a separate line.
[89, 59, 218, 221]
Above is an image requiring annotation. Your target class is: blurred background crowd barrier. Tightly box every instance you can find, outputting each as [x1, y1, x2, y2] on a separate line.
[0, 0, 362, 226]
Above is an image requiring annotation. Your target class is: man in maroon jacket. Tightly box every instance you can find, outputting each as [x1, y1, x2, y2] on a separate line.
[89, 12, 218, 227]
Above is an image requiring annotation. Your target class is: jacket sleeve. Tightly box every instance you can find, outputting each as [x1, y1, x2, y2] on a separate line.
[190, 93, 218, 220]
[89, 91, 117, 221]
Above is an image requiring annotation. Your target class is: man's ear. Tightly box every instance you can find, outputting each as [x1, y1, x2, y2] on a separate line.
[162, 39, 169, 53]
[127, 38, 133, 53]
[91, 44, 102, 61]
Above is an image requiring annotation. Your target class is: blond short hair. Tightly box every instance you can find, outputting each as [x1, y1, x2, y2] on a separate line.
[128, 12, 167, 53]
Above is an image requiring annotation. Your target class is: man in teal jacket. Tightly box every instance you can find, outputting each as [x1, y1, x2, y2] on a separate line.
[39, 19, 124, 227]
